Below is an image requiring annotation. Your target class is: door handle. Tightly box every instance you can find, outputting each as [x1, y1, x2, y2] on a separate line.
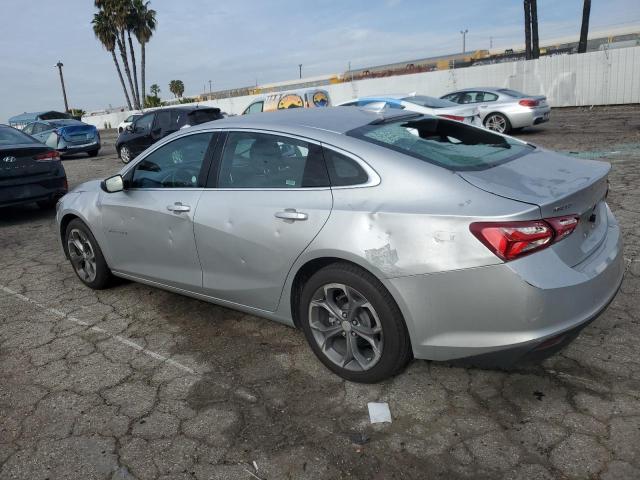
[166, 202, 191, 213]
[275, 209, 308, 221]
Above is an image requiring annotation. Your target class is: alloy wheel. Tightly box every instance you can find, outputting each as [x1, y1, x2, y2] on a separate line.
[67, 228, 97, 283]
[308, 283, 384, 371]
[485, 114, 507, 133]
[120, 145, 131, 163]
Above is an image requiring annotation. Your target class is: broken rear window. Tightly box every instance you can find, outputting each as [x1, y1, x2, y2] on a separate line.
[347, 117, 533, 171]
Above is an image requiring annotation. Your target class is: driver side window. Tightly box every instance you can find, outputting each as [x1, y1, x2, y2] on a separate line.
[135, 113, 154, 133]
[130, 132, 214, 189]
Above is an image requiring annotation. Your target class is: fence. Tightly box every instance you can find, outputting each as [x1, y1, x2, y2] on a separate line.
[83, 46, 640, 129]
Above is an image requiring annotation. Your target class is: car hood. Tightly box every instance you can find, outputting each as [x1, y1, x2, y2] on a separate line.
[70, 179, 101, 193]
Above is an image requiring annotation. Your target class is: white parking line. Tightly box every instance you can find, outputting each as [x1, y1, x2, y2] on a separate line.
[0, 285, 198, 376]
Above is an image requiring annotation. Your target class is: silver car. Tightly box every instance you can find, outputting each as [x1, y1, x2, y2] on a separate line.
[56, 108, 623, 382]
[441, 88, 551, 134]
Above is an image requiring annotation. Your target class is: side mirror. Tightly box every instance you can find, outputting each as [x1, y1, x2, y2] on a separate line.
[126, 124, 134, 133]
[101, 174, 124, 193]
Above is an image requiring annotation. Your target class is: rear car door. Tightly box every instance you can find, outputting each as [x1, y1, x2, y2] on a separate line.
[100, 131, 218, 290]
[193, 130, 333, 311]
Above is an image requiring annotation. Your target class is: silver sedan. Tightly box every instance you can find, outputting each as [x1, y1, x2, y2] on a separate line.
[56, 107, 622, 382]
[441, 87, 551, 133]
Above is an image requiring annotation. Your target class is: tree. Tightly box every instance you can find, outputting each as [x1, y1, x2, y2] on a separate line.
[530, 0, 539, 59]
[578, 0, 591, 53]
[144, 83, 161, 107]
[524, 0, 532, 60]
[523, 0, 540, 60]
[92, 9, 132, 110]
[131, 0, 156, 111]
[169, 80, 185, 98]
[95, 0, 140, 109]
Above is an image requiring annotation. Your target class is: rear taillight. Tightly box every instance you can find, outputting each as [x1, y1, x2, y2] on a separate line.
[438, 114, 465, 121]
[34, 150, 61, 162]
[518, 99, 539, 107]
[470, 215, 579, 261]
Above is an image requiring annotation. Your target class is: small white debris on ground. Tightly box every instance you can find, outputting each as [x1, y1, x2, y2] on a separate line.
[368, 402, 392, 423]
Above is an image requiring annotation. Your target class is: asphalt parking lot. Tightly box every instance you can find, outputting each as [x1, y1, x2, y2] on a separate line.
[1, 105, 640, 480]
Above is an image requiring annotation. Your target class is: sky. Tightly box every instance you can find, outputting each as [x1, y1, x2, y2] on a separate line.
[1, 0, 638, 121]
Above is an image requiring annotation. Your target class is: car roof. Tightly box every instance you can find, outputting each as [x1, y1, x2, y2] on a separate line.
[450, 87, 503, 93]
[190, 106, 414, 135]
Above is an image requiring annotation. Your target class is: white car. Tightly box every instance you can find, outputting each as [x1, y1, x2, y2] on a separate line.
[338, 94, 481, 125]
[117, 113, 142, 133]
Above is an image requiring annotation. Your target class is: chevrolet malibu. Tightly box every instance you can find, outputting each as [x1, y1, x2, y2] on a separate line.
[56, 108, 623, 383]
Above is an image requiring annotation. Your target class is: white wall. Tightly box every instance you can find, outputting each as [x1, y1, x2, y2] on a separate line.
[84, 46, 640, 129]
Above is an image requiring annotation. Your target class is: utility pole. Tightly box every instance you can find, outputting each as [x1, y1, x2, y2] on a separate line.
[208, 79, 212, 99]
[55, 61, 69, 113]
[298, 64, 302, 79]
[460, 29, 468, 54]
[490, 36, 493, 49]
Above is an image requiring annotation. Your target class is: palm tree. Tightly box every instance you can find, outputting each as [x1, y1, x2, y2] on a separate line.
[131, 0, 156, 108]
[126, 5, 141, 109]
[578, 0, 591, 53]
[169, 80, 185, 98]
[92, 10, 132, 110]
[150, 83, 160, 96]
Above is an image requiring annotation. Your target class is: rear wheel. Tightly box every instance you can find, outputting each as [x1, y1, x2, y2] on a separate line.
[299, 263, 412, 383]
[484, 113, 511, 134]
[119, 144, 132, 164]
[65, 219, 113, 289]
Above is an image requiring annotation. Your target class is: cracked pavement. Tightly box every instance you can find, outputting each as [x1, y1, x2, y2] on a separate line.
[1, 105, 640, 479]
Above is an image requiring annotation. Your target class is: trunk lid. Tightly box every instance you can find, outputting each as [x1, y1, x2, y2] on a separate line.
[59, 125, 97, 143]
[458, 148, 610, 266]
[0, 145, 57, 180]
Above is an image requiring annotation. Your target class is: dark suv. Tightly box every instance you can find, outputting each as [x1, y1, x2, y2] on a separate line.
[115, 106, 223, 163]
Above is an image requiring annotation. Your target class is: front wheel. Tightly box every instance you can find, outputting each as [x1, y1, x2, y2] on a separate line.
[484, 113, 511, 134]
[65, 219, 113, 289]
[299, 263, 412, 383]
[88, 149, 99, 157]
[119, 144, 132, 164]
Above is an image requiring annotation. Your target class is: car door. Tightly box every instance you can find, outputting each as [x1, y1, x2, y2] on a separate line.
[100, 131, 218, 291]
[128, 112, 155, 155]
[193, 130, 333, 311]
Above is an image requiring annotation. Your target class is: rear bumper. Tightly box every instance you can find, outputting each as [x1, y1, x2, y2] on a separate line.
[508, 106, 551, 128]
[388, 206, 624, 363]
[0, 174, 67, 208]
[58, 141, 100, 154]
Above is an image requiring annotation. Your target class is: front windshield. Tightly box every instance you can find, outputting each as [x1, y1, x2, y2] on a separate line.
[347, 116, 533, 171]
[403, 95, 458, 109]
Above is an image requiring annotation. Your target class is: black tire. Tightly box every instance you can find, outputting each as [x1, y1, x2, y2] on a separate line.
[483, 112, 512, 134]
[65, 219, 113, 289]
[88, 149, 99, 157]
[118, 127, 123, 133]
[299, 262, 412, 383]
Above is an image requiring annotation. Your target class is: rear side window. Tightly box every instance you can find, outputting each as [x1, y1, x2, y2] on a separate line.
[323, 148, 368, 186]
[0, 126, 38, 145]
[218, 132, 329, 188]
[244, 101, 264, 114]
[347, 117, 533, 171]
[189, 109, 222, 125]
